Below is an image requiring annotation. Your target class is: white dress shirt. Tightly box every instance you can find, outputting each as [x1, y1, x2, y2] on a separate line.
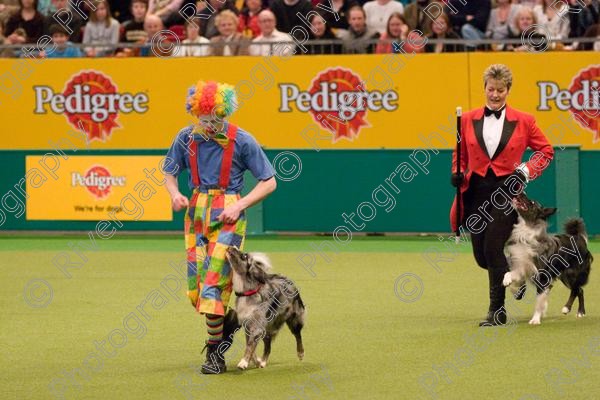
[482, 105, 506, 158]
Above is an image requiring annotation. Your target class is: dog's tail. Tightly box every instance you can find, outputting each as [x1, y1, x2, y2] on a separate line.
[565, 218, 587, 237]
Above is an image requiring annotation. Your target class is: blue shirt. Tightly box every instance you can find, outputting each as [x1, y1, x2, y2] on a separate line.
[164, 123, 275, 193]
[46, 43, 83, 58]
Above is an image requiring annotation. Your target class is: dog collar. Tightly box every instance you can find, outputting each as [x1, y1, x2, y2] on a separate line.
[235, 285, 262, 297]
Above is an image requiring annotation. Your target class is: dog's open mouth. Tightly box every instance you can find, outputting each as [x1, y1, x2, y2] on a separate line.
[512, 196, 528, 211]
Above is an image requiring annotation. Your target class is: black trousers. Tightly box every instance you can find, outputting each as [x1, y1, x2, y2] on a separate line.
[463, 169, 518, 312]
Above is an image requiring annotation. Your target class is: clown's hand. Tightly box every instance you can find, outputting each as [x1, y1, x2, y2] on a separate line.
[171, 192, 189, 211]
[218, 203, 243, 224]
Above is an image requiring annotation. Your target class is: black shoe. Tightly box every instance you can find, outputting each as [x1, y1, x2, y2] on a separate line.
[478, 308, 507, 327]
[514, 283, 527, 300]
[200, 341, 226, 374]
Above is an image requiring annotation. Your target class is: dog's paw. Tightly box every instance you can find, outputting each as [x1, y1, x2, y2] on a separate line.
[297, 351, 304, 361]
[576, 312, 585, 318]
[256, 357, 267, 368]
[502, 272, 513, 287]
[237, 359, 249, 370]
[562, 306, 571, 315]
[528, 316, 541, 325]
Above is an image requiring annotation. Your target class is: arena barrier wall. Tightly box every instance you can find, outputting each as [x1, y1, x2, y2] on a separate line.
[0, 53, 598, 233]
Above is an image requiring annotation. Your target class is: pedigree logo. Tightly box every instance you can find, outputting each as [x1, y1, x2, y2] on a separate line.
[71, 165, 126, 199]
[34, 70, 149, 142]
[538, 65, 600, 142]
[279, 68, 399, 142]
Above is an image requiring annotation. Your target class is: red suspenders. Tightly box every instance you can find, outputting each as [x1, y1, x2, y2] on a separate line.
[188, 123, 238, 190]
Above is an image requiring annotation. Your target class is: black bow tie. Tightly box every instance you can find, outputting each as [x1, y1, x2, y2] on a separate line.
[484, 106, 504, 119]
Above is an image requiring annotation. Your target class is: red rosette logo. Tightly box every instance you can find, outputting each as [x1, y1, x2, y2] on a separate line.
[63, 71, 120, 142]
[279, 68, 399, 143]
[71, 165, 127, 199]
[308, 68, 370, 141]
[568, 65, 600, 142]
[33, 70, 150, 143]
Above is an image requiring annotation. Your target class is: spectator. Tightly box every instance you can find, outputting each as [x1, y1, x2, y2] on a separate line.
[0, 18, 17, 57]
[82, 0, 120, 57]
[317, 0, 358, 35]
[486, 0, 520, 48]
[137, 13, 173, 56]
[238, 0, 263, 38]
[306, 11, 341, 54]
[37, 0, 55, 16]
[44, 0, 84, 43]
[425, 11, 461, 53]
[404, 0, 439, 36]
[534, 0, 570, 46]
[109, 0, 133, 22]
[582, 22, 600, 51]
[173, 17, 210, 56]
[447, 0, 490, 50]
[0, 1, 19, 25]
[506, 6, 548, 52]
[249, 9, 295, 56]
[121, 0, 148, 43]
[208, 9, 250, 55]
[376, 12, 408, 53]
[363, 0, 404, 35]
[4, 0, 45, 44]
[197, 0, 239, 39]
[270, 0, 312, 34]
[148, 0, 184, 26]
[340, 5, 379, 53]
[579, 0, 599, 37]
[43, 23, 82, 57]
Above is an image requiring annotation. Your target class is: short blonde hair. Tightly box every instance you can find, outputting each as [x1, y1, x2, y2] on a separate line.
[483, 64, 513, 90]
[215, 10, 238, 27]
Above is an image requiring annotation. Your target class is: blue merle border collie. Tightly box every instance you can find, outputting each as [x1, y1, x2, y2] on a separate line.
[503, 192, 593, 325]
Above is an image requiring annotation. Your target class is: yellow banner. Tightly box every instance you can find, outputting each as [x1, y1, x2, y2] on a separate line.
[1, 53, 598, 150]
[25, 155, 172, 221]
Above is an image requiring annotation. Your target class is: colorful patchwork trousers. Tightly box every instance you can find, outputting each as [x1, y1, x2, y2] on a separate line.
[185, 189, 246, 316]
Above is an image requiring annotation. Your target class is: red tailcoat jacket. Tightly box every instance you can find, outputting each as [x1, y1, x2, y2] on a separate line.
[450, 105, 554, 232]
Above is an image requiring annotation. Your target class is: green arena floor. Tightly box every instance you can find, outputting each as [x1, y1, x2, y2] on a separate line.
[1, 236, 599, 400]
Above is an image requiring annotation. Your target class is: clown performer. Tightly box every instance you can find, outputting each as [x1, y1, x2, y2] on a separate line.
[164, 81, 277, 374]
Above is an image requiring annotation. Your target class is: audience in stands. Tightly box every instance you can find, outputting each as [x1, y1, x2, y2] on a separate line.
[249, 9, 295, 56]
[238, 0, 263, 37]
[148, 0, 184, 26]
[447, 0, 491, 50]
[83, 0, 119, 56]
[376, 12, 408, 53]
[425, 11, 461, 53]
[2, 0, 600, 57]
[340, 5, 379, 53]
[43, 23, 82, 57]
[534, 0, 570, 46]
[485, 0, 519, 48]
[173, 16, 210, 56]
[4, 0, 45, 44]
[317, 0, 357, 36]
[270, 0, 312, 34]
[122, 0, 148, 43]
[506, 6, 548, 52]
[363, 0, 403, 35]
[44, 0, 84, 43]
[137, 13, 173, 56]
[305, 10, 341, 54]
[404, 0, 438, 36]
[198, 0, 239, 39]
[0, 1, 20, 25]
[208, 9, 249, 55]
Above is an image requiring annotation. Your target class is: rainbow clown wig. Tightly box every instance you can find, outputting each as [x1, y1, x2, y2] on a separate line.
[185, 80, 238, 120]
